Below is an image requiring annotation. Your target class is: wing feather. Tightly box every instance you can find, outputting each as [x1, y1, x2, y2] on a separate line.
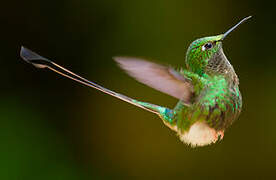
[114, 57, 193, 104]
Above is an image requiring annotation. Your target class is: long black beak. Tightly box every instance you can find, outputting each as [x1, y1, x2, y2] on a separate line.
[222, 16, 252, 40]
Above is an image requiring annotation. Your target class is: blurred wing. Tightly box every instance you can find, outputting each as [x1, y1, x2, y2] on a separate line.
[114, 57, 193, 104]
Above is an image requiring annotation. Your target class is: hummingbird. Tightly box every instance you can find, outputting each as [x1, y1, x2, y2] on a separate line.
[20, 16, 251, 147]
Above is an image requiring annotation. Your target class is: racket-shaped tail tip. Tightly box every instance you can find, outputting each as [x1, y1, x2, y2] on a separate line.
[20, 46, 50, 68]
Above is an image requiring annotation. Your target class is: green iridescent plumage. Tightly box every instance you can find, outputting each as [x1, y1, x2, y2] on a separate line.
[20, 16, 250, 147]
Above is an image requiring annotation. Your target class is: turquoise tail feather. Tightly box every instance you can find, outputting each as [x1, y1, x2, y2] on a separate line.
[133, 100, 175, 123]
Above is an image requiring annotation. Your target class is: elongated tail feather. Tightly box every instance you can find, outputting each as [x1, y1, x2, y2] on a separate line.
[20, 46, 169, 115]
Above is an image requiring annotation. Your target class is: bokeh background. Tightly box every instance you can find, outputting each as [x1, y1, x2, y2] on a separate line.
[0, 0, 275, 179]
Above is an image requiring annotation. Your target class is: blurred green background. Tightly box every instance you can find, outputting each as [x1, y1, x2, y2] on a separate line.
[0, 0, 275, 179]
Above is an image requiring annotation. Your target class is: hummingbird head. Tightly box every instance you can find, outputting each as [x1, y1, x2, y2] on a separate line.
[185, 16, 251, 77]
[186, 35, 224, 76]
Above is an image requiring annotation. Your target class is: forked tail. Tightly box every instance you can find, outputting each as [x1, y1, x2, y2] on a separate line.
[20, 46, 169, 115]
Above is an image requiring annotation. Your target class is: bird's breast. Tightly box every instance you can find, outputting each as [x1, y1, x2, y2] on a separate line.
[194, 78, 242, 130]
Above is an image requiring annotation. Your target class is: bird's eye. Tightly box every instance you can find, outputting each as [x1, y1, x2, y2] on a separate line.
[205, 43, 213, 49]
[202, 42, 213, 51]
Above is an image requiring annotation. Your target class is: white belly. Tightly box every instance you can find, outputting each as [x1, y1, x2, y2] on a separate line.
[178, 121, 224, 147]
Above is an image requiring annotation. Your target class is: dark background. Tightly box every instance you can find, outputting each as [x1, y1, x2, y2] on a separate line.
[0, 0, 274, 179]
